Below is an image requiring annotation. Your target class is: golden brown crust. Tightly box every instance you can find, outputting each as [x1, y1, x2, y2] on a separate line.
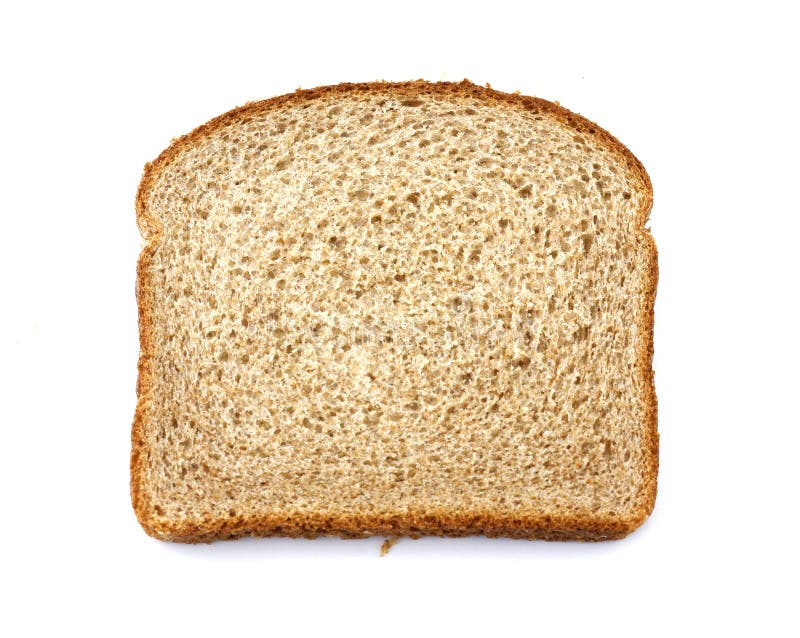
[131, 79, 657, 543]
[137, 509, 637, 543]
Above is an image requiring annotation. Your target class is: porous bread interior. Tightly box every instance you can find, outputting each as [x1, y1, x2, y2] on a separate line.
[136, 86, 654, 538]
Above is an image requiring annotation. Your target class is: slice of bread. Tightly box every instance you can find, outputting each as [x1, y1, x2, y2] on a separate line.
[132, 80, 657, 542]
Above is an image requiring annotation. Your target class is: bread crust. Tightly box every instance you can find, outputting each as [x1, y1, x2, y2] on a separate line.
[132, 80, 657, 542]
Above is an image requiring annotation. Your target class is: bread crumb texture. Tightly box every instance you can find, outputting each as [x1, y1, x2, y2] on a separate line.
[132, 80, 657, 542]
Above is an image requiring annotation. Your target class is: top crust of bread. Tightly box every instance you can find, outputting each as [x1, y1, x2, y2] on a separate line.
[132, 80, 657, 542]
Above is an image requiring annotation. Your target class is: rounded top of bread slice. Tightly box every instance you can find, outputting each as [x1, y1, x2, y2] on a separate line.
[138, 80, 651, 235]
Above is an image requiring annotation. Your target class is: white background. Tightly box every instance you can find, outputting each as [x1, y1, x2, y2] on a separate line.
[2, 1, 798, 635]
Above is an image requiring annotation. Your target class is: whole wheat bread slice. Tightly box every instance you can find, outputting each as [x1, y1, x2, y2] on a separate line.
[132, 80, 657, 542]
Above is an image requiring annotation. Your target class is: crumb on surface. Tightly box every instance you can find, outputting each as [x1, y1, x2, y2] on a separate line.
[380, 536, 398, 556]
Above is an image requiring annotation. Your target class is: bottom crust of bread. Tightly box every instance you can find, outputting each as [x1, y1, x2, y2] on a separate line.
[135, 507, 653, 543]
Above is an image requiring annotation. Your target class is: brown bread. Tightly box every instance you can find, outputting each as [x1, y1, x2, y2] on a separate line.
[132, 80, 657, 542]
